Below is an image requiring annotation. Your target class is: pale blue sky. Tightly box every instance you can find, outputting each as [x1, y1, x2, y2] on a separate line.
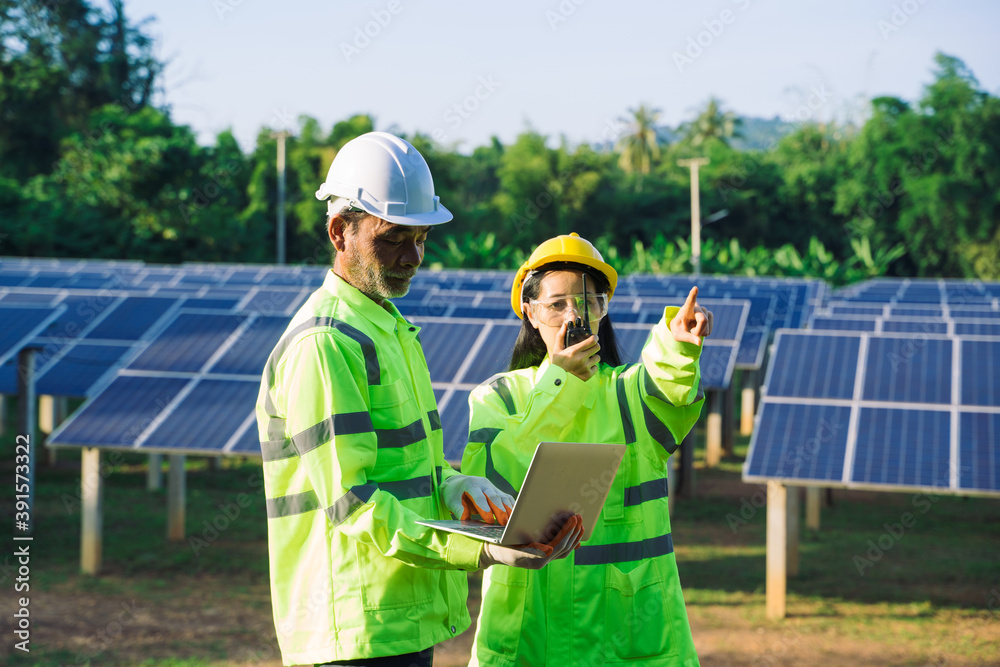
[118, 0, 1000, 151]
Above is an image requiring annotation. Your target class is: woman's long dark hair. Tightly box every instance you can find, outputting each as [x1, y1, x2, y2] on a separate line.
[508, 262, 624, 372]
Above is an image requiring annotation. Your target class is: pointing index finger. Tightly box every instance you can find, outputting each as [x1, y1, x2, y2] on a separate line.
[680, 286, 699, 315]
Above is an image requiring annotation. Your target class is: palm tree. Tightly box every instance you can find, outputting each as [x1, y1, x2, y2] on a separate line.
[682, 97, 743, 147]
[616, 104, 664, 191]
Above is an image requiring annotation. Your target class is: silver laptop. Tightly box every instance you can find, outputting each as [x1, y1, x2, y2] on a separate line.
[417, 441, 627, 546]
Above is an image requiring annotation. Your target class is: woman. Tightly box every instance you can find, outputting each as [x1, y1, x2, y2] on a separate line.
[462, 232, 711, 667]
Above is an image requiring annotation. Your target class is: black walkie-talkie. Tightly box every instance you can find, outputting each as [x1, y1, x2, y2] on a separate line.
[565, 273, 592, 347]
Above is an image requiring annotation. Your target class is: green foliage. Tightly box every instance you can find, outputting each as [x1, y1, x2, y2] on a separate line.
[0, 23, 995, 284]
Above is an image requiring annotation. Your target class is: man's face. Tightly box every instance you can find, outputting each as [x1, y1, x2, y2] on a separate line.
[336, 216, 429, 302]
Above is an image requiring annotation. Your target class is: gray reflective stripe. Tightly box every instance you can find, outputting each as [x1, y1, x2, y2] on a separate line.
[624, 479, 669, 506]
[293, 411, 374, 456]
[375, 418, 426, 449]
[266, 416, 287, 442]
[377, 475, 434, 500]
[641, 365, 671, 405]
[574, 533, 674, 565]
[261, 411, 375, 462]
[469, 427, 517, 497]
[435, 466, 443, 486]
[489, 376, 517, 415]
[616, 375, 636, 445]
[260, 437, 296, 462]
[266, 490, 321, 519]
[641, 400, 679, 455]
[265, 316, 381, 387]
[428, 410, 442, 431]
[324, 484, 378, 525]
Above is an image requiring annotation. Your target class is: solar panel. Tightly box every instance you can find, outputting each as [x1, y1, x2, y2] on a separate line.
[35, 342, 133, 397]
[851, 408, 951, 488]
[881, 320, 949, 334]
[744, 403, 851, 482]
[412, 320, 484, 383]
[440, 389, 471, 461]
[954, 321, 1000, 337]
[50, 375, 189, 448]
[127, 311, 249, 373]
[959, 412, 999, 492]
[138, 379, 259, 453]
[810, 317, 877, 332]
[744, 329, 1000, 497]
[85, 296, 179, 341]
[960, 340, 1000, 406]
[0, 304, 65, 368]
[862, 337, 952, 404]
[766, 333, 859, 399]
[456, 321, 520, 384]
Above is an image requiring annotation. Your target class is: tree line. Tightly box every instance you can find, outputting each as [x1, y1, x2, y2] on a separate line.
[2, 0, 998, 283]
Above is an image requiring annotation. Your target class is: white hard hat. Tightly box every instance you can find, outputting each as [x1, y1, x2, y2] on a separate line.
[315, 131, 452, 226]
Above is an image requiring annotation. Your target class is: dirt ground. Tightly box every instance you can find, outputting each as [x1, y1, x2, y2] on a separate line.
[5, 573, 998, 666]
[4, 471, 998, 666]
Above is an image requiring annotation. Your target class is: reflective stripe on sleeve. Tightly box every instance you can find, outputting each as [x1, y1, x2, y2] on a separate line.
[489, 376, 517, 416]
[261, 411, 374, 461]
[640, 400, 679, 455]
[266, 490, 320, 518]
[469, 427, 517, 497]
[264, 316, 381, 388]
[616, 375, 637, 445]
[574, 533, 674, 565]
[266, 484, 378, 523]
[428, 409, 442, 431]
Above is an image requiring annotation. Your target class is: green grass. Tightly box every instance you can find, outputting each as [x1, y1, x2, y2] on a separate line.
[3, 418, 999, 665]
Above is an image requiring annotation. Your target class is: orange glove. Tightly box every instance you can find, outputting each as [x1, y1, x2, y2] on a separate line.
[524, 514, 582, 556]
[440, 474, 515, 525]
[461, 491, 513, 526]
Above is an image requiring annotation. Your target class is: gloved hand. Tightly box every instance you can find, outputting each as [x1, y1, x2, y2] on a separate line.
[480, 514, 584, 570]
[440, 474, 515, 525]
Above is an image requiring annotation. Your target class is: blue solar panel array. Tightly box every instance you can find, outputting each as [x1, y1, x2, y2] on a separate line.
[6, 257, 821, 460]
[745, 329, 1000, 497]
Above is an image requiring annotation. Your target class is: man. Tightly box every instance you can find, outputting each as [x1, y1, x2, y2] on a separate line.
[256, 132, 581, 667]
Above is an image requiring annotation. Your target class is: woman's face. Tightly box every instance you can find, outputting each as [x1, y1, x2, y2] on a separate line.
[525, 270, 607, 355]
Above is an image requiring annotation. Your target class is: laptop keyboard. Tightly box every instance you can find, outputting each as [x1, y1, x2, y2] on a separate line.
[458, 523, 505, 539]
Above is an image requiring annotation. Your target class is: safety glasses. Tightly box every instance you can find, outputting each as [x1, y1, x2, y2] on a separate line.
[527, 293, 609, 326]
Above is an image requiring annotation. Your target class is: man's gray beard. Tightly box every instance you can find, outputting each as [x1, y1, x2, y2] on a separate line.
[345, 254, 412, 301]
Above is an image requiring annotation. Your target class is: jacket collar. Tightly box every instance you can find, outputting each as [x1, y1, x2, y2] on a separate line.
[322, 270, 400, 334]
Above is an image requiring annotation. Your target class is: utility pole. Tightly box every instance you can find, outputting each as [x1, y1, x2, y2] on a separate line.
[271, 130, 290, 265]
[677, 157, 710, 275]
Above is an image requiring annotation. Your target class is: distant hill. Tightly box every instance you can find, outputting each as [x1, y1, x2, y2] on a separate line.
[729, 116, 798, 151]
[593, 115, 798, 153]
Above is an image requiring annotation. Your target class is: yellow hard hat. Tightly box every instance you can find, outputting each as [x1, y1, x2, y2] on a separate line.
[510, 232, 618, 319]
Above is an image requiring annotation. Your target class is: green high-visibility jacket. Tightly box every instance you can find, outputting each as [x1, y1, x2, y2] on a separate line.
[462, 306, 704, 667]
[257, 270, 483, 666]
